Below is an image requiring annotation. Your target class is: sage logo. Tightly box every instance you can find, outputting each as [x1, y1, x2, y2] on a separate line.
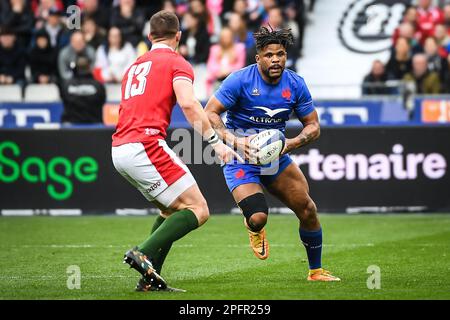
[338, 0, 411, 53]
[0, 141, 98, 200]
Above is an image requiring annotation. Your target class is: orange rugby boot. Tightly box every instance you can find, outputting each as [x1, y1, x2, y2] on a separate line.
[307, 268, 341, 281]
[244, 218, 269, 260]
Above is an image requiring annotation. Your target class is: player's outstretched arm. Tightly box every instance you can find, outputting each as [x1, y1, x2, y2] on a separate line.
[204, 96, 257, 161]
[282, 109, 320, 155]
[173, 80, 243, 163]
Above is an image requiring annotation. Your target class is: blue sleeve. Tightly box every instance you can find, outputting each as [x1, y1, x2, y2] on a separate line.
[214, 72, 241, 110]
[294, 79, 315, 119]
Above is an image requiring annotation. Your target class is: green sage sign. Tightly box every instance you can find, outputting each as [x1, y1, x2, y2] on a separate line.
[0, 141, 98, 200]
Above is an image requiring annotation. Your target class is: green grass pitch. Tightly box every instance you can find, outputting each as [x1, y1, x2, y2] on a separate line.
[0, 214, 449, 300]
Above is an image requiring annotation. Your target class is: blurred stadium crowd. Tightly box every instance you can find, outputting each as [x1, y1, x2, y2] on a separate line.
[0, 0, 312, 101]
[363, 0, 450, 95]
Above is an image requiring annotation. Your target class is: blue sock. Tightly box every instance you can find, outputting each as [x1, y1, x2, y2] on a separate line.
[299, 228, 322, 270]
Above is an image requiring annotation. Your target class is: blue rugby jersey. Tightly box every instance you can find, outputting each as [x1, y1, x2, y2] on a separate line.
[214, 64, 315, 135]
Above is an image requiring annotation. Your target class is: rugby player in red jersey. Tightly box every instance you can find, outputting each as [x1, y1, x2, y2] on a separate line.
[111, 10, 241, 292]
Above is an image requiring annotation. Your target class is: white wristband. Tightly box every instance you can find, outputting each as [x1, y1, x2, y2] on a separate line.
[207, 132, 220, 146]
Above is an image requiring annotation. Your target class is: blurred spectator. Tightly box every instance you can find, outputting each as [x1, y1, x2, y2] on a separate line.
[257, 0, 277, 24]
[62, 0, 76, 9]
[0, 27, 26, 86]
[403, 53, 440, 94]
[284, 2, 301, 54]
[0, 0, 34, 47]
[33, 0, 65, 29]
[189, 0, 215, 35]
[362, 60, 391, 95]
[137, 0, 176, 56]
[206, 27, 245, 95]
[162, 0, 177, 13]
[81, 0, 110, 32]
[179, 11, 210, 64]
[220, 0, 234, 16]
[434, 24, 450, 54]
[232, 0, 248, 17]
[403, 6, 419, 29]
[94, 26, 136, 83]
[243, 0, 276, 31]
[207, 0, 223, 17]
[308, 0, 316, 12]
[443, 4, 450, 31]
[386, 37, 412, 80]
[110, 0, 146, 47]
[392, 7, 418, 43]
[423, 36, 446, 75]
[82, 17, 106, 50]
[227, 12, 255, 50]
[393, 22, 422, 54]
[42, 8, 71, 50]
[222, 0, 252, 30]
[0, 28, 26, 86]
[439, 54, 450, 92]
[58, 30, 95, 80]
[278, 0, 306, 58]
[266, 7, 286, 34]
[223, 0, 271, 32]
[416, 0, 444, 45]
[60, 54, 106, 124]
[28, 29, 58, 84]
[173, 0, 189, 17]
[228, 0, 249, 21]
[135, 0, 161, 20]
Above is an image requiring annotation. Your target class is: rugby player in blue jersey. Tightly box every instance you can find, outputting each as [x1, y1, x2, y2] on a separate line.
[205, 26, 340, 281]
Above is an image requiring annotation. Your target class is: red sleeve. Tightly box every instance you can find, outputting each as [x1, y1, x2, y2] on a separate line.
[172, 56, 195, 84]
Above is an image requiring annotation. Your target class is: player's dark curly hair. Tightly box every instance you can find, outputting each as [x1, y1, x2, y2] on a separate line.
[253, 25, 294, 52]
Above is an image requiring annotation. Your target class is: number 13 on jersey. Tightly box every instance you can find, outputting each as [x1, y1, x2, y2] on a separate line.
[124, 61, 152, 100]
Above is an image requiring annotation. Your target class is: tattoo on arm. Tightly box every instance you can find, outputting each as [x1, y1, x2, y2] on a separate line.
[297, 123, 320, 148]
[209, 112, 236, 146]
[299, 131, 314, 146]
[209, 113, 226, 132]
[211, 119, 226, 130]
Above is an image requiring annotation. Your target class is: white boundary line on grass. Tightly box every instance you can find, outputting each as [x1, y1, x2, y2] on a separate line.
[3, 243, 378, 249]
[1, 209, 82, 216]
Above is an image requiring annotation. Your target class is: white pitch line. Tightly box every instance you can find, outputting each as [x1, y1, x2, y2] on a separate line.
[0, 275, 131, 280]
[3, 243, 446, 250]
[3, 243, 377, 249]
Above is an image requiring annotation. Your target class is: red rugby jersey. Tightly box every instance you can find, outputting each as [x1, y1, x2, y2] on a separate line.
[112, 44, 194, 146]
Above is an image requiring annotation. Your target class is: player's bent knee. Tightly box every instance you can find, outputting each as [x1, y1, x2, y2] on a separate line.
[248, 212, 268, 230]
[306, 200, 317, 215]
[198, 201, 210, 225]
[299, 199, 318, 223]
[190, 199, 209, 226]
[238, 193, 268, 231]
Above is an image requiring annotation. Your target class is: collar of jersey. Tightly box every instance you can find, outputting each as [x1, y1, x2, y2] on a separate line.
[150, 43, 175, 51]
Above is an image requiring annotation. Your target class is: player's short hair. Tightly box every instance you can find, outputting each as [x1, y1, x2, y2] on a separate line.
[253, 25, 294, 52]
[150, 10, 180, 40]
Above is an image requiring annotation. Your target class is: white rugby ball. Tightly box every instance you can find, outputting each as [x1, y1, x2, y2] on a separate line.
[250, 129, 285, 165]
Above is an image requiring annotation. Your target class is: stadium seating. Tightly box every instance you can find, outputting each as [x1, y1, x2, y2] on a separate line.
[24, 84, 60, 103]
[105, 84, 122, 102]
[0, 85, 23, 103]
[308, 84, 362, 100]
